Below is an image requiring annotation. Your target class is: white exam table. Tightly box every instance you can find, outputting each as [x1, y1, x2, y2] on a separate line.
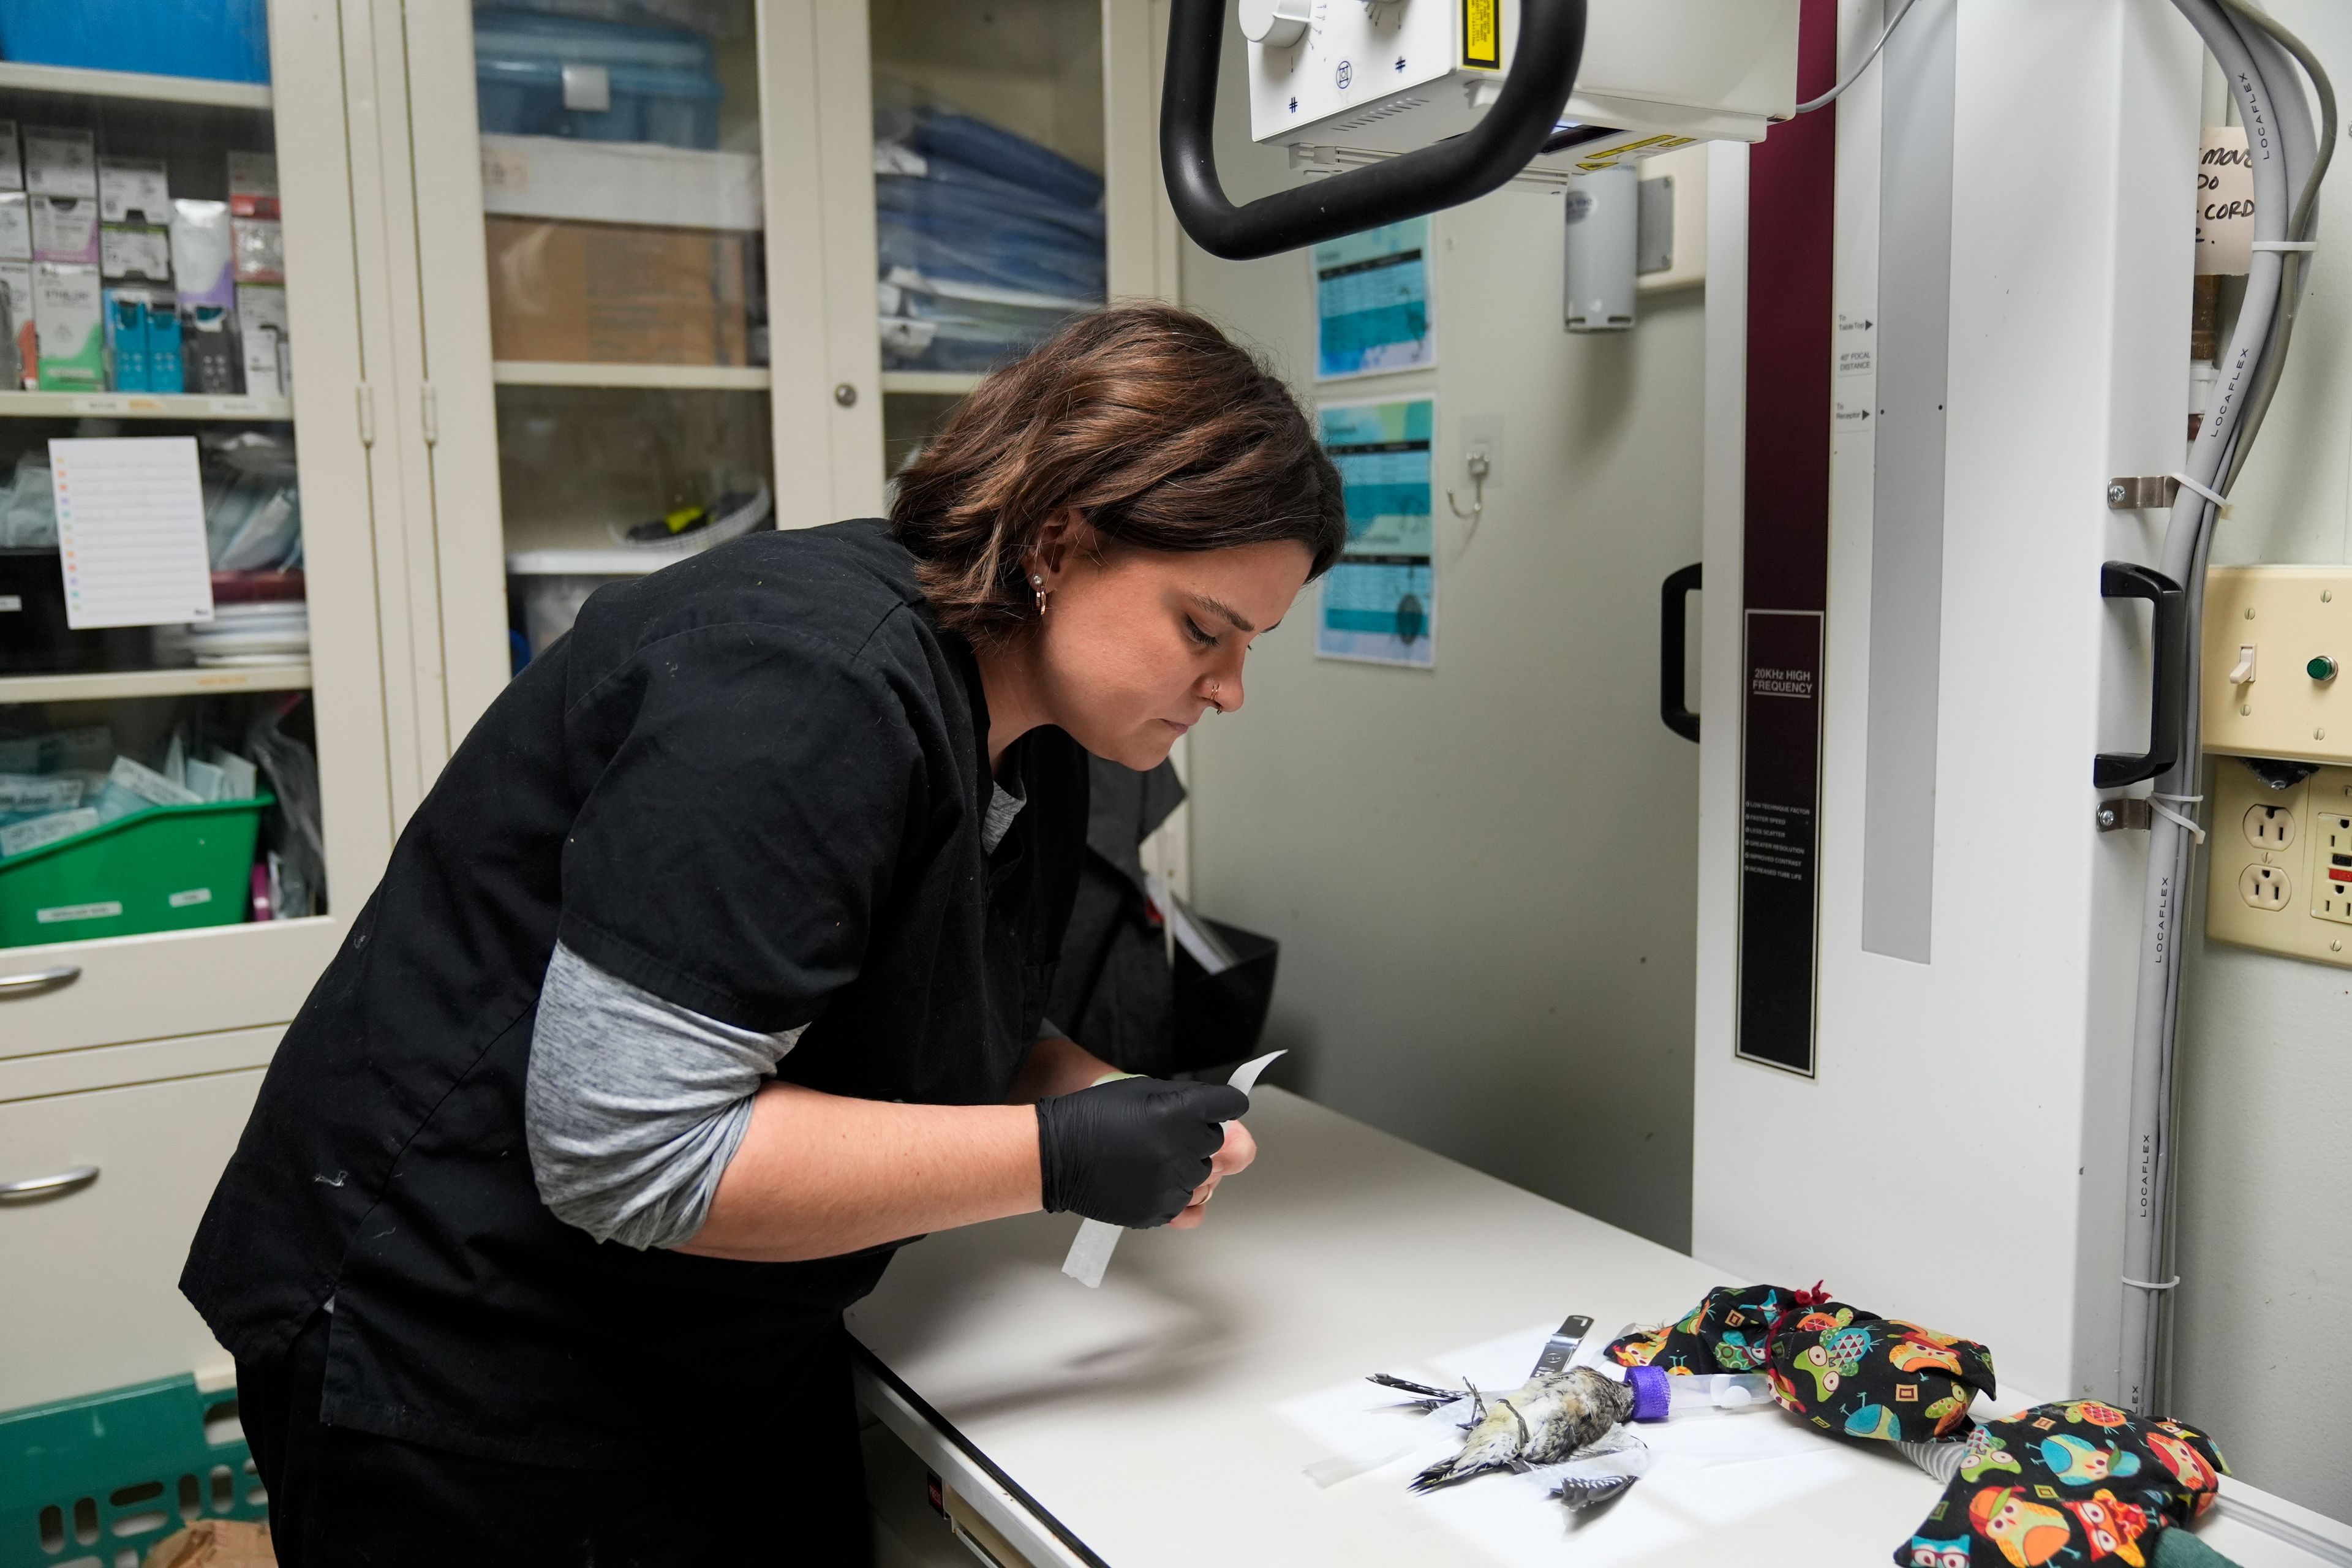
[848, 1088, 2352, 1567]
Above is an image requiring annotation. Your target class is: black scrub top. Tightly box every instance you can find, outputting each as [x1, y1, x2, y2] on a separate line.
[181, 519, 1088, 1468]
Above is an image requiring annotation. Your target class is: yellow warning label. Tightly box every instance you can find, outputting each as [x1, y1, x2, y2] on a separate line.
[1574, 134, 1698, 172]
[1462, 0, 1500, 70]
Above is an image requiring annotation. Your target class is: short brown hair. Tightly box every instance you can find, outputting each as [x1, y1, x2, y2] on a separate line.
[889, 304, 1346, 647]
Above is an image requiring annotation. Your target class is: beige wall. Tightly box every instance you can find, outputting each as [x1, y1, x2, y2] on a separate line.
[1177, 24, 1705, 1252]
[2168, 0, 2352, 1520]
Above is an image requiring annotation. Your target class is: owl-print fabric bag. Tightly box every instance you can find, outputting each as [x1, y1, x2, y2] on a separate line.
[1605, 1283, 1997, 1444]
[1896, 1403, 2228, 1567]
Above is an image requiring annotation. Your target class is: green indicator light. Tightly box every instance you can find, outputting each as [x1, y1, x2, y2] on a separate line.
[2309, 654, 2339, 682]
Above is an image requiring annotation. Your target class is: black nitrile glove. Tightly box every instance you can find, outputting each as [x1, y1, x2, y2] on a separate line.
[1035, 1077, 1250, 1228]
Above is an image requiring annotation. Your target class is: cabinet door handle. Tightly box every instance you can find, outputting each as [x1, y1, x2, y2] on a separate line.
[0, 965, 79, 997]
[0, 1166, 99, 1200]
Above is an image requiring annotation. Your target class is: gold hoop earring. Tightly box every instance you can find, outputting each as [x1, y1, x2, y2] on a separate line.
[1031, 573, 1047, 617]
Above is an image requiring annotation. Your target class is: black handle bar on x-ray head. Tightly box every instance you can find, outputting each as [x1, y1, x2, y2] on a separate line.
[1159, 0, 1591, 260]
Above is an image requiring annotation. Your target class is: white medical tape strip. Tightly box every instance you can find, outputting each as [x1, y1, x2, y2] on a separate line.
[2169, 472, 2229, 511]
[2249, 239, 2318, 252]
[1061, 1049, 1286, 1289]
[2121, 1274, 2182, 1291]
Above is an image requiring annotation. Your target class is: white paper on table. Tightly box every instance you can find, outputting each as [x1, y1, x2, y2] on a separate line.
[51, 436, 214, 630]
[1276, 1323, 1868, 1568]
[1061, 1048, 1285, 1289]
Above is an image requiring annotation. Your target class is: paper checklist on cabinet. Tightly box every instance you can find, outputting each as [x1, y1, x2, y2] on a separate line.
[53, 435, 214, 630]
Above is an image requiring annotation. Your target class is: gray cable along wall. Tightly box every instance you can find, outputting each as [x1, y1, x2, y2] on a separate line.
[2125, 0, 2334, 1415]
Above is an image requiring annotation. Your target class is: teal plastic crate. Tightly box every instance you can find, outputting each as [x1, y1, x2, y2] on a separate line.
[1, 1375, 266, 1568]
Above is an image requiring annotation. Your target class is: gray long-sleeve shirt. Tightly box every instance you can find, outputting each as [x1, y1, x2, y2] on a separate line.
[526, 778, 1035, 1250]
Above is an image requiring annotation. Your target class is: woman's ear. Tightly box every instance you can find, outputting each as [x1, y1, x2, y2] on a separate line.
[1028, 507, 1089, 587]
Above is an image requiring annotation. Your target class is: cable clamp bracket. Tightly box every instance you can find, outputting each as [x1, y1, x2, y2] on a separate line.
[2106, 475, 2178, 510]
[2121, 1275, 2181, 1292]
[2169, 472, 2230, 513]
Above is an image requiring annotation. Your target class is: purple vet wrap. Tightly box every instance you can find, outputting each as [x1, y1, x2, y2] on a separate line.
[1627, 1365, 1672, 1422]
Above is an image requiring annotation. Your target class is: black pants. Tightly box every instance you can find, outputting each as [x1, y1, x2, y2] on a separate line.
[238, 1311, 873, 1567]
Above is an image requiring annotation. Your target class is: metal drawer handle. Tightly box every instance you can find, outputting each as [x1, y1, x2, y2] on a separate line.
[1, 1166, 100, 1200]
[0, 965, 80, 997]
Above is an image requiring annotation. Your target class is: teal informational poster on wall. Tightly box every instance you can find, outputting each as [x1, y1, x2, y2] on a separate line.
[1311, 217, 1435, 380]
[1317, 396, 1435, 668]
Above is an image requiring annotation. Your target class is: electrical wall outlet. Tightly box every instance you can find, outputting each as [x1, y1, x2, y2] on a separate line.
[2204, 760, 2352, 967]
[2203, 567, 2352, 767]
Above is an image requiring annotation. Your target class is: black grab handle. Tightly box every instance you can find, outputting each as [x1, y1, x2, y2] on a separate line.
[1661, 563, 1702, 743]
[1160, 0, 1590, 260]
[2094, 561, 2188, 788]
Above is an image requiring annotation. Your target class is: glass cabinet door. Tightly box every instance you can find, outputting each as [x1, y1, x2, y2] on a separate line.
[869, 0, 1109, 479]
[0, 2, 394, 1050]
[408, 0, 780, 725]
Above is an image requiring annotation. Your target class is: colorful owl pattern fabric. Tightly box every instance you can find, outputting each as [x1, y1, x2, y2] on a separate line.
[1605, 1284, 1998, 1445]
[1899, 1403, 2228, 1567]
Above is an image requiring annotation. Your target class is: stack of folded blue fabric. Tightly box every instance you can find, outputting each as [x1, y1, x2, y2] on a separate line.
[876, 107, 1106, 373]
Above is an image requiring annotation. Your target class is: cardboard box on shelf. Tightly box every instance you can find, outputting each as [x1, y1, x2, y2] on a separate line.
[0, 191, 25, 263]
[0, 123, 21, 193]
[484, 216, 748, 366]
[32, 262, 103, 391]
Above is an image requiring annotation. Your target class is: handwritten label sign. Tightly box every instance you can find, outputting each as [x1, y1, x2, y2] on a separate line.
[2197, 126, 2253, 276]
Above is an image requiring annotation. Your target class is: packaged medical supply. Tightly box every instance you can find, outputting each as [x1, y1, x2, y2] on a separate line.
[100, 224, 172, 283]
[225, 153, 279, 219]
[231, 217, 283, 284]
[235, 284, 289, 396]
[0, 123, 20, 192]
[872, 102, 1107, 371]
[181, 304, 238, 394]
[32, 262, 103, 391]
[99, 158, 170, 225]
[104, 288, 151, 391]
[0, 262, 32, 386]
[168, 200, 235, 312]
[0, 191, 26, 262]
[30, 195, 98, 266]
[23, 128, 96, 198]
[146, 298, 183, 390]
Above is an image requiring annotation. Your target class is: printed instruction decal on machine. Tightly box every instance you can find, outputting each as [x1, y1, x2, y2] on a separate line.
[1313, 217, 1435, 379]
[1317, 397, 1436, 669]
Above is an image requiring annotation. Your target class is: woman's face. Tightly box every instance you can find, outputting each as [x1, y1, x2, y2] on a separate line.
[1028, 530, 1314, 769]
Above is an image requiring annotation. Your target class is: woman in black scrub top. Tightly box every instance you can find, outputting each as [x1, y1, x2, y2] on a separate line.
[180, 306, 1347, 1566]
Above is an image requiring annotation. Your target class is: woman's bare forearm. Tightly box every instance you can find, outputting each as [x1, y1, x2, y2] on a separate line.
[675, 1084, 1042, 1262]
[1006, 1032, 1119, 1102]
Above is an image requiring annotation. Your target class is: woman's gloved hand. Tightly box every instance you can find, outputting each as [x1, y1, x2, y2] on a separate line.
[1035, 1077, 1250, 1228]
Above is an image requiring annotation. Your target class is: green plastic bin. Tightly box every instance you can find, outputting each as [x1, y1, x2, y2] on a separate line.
[0, 797, 272, 948]
[1, 1375, 266, 1568]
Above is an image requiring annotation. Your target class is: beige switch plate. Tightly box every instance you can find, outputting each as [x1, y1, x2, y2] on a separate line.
[2203, 566, 2352, 766]
[2204, 759, 2352, 968]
